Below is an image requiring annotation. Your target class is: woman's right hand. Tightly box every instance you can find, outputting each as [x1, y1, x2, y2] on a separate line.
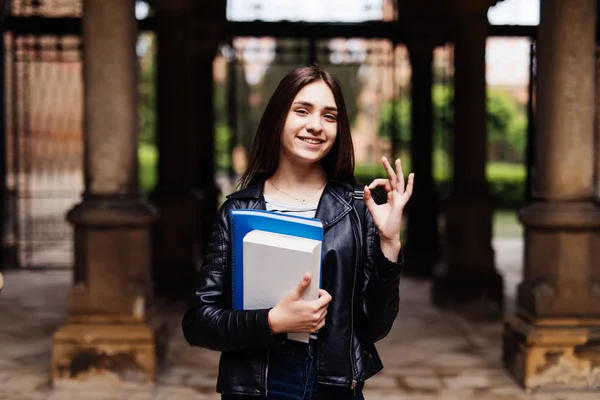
[268, 274, 332, 334]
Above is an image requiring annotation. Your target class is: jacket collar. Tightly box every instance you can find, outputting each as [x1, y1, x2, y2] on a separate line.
[227, 180, 354, 229]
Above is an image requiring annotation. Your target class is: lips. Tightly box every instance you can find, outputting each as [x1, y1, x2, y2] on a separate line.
[297, 137, 325, 145]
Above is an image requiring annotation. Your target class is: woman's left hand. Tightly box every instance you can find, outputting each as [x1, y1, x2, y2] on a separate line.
[364, 156, 414, 259]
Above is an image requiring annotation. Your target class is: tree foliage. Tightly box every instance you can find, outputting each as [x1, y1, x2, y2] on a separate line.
[377, 85, 527, 163]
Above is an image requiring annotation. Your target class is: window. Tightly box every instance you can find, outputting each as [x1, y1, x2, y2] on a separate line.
[227, 0, 387, 22]
[488, 0, 539, 26]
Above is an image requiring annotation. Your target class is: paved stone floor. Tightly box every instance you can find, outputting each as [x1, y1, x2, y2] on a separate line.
[0, 239, 598, 399]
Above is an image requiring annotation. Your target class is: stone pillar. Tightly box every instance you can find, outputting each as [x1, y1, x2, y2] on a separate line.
[503, 0, 600, 390]
[431, 10, 503, 315]
[150, 0, 223, 299]
[194, 3, 224, 258]
[52, 0, 164, 388]
[404, 40, 440, 277]
[597, 46, 600, 201]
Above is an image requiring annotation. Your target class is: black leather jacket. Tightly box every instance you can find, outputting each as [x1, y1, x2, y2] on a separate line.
[182, 181, 403, 396]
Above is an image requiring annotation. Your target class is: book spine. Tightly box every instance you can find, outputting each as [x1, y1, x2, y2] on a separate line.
[229, 214, 239, 310]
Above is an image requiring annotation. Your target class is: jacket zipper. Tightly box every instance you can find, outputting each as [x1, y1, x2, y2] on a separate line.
[264, 348, 270, 396]
[349, 205, 362, 393]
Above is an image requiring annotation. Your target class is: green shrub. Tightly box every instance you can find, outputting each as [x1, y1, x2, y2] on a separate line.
[140, 143, 526, 210]
[486, 163, 526, 209]
[139, 142, 157, 196]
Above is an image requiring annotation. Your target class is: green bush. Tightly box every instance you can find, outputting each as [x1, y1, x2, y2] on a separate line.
[139, 142, 157, 196]
[378, 86, 527, 164]
[140, 142, 526, 209]
[355, 162, 526, 210]
[486, 163, 526, 209]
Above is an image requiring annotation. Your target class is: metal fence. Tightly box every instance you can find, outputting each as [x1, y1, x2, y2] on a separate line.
[3, 0, 82, 268]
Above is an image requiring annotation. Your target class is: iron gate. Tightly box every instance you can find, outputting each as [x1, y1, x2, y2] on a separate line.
[3, 0, 83, 268]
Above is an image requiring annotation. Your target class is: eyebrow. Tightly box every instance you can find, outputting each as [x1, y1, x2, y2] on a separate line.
[292, 101, 338, 112]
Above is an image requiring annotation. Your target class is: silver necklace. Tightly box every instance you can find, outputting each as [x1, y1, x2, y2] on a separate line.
[269, 179, 326, 204]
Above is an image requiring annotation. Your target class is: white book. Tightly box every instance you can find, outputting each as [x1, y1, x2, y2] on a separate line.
[243, 229, 322, 343]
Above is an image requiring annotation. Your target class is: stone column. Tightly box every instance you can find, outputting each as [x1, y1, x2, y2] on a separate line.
[52, 0, 164, 388]
[403, 40, 440, 277]
[431, 10, 503, 315]
[503, 0, 600, 390]
[0, 0, 7, 274]
[597, 46, 600, 201]
[150, 0, 223, 299]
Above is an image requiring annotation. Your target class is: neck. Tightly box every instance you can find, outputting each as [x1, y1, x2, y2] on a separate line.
[270, 157, 326, 190]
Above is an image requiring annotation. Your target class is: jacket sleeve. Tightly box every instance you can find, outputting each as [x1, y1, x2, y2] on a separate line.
[357, 193, 403, 343]
[181, 200, 286, 352]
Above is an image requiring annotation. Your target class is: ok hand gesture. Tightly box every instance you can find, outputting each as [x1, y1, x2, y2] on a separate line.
[364, 157, 414, 260]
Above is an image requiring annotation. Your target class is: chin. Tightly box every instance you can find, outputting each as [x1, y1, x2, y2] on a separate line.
[293, 151, 328, 165]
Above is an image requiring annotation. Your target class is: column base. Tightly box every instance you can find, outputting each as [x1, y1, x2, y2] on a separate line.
[432, 265, 504, 318]
[434, 190, 502, 317]
[51, 314, 168, 389]
[503, 316, 600, 391]
[1, 242, 19, 268]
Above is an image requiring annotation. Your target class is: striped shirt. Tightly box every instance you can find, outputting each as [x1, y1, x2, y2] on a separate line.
[264, 195, 318, 219]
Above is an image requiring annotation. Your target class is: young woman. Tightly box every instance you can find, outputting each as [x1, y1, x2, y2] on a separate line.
[182, 66, 414, 400]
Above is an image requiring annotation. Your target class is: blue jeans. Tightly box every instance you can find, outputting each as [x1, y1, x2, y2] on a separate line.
[222, 339, 365, 400]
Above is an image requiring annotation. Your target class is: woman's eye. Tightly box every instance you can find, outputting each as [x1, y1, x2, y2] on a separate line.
[324, 114, 337, 121]
[295, 109, 308, 115]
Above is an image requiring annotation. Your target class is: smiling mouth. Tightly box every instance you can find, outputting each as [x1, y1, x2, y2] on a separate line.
[298, 137, 324, 144]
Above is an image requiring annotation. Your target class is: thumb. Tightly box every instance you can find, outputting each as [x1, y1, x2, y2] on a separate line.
[292, 273, 311, 298]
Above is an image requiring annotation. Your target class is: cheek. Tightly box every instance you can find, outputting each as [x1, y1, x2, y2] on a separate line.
[327, 126, 338, 145]
[282, 119, 301, 138]
[281, 124, 295, 142]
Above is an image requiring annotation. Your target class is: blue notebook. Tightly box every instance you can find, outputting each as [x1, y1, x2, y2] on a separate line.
[229, 209, 324, 310]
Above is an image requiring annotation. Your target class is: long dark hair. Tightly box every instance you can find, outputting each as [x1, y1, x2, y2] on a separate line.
[238, 65, 356, 189]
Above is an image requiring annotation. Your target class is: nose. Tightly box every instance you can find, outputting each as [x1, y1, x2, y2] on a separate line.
[306, 115, 323, 134]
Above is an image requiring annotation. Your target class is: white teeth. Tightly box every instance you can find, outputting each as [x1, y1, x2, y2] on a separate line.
[300, 138, 322, 144]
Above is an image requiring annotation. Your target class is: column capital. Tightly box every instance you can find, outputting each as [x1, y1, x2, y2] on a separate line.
[519, 201, 600, 229]
[67, 198, 157, 228]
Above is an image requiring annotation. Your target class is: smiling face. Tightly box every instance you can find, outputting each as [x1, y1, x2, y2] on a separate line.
[279, 80, 338, 168]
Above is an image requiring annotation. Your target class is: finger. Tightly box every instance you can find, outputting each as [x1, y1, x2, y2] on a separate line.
[364, 186, 378, 219]
[315, 318, 326, 331]
[368, 178, 392, 193]
[312, 318, 326, 332]
[293, 274, 311, 298]
[316, 290, 332, 307]
[395, 159, 405, 194]
[403, 173, 414, 199]
[318, 308, 328, 321]
[381, 156, 398, 191]
[312, 307, 328, 321]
